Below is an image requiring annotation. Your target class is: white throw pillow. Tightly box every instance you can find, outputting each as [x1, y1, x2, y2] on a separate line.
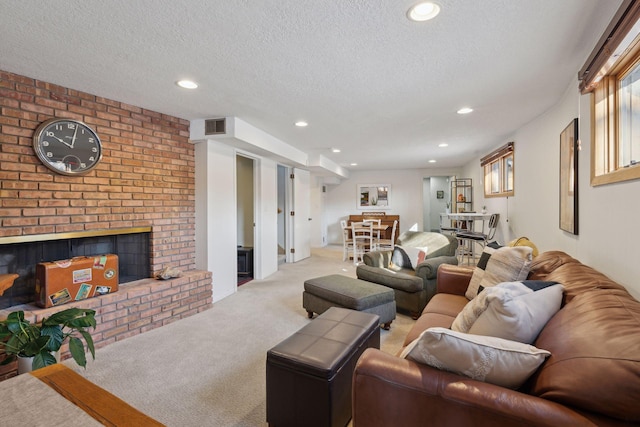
[465, 246, 533, 300]
[452, 281, 564, 344]
[400, 327, 550, 389]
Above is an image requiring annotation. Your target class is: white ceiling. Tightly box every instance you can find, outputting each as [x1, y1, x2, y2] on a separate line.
[0, 0, 622, 171]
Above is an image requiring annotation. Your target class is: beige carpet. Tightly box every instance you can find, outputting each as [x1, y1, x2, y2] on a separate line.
[65, 246, 414, 426]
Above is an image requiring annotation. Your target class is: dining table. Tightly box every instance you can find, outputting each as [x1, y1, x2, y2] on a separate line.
[442, 212, 492, 233]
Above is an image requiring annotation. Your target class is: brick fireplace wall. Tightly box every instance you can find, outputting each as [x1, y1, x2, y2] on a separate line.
[0, 70, 194, 272]
[0, 70, 213, 380]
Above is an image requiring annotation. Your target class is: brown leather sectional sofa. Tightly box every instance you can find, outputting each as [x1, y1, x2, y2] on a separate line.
[352, 251, 640, 426]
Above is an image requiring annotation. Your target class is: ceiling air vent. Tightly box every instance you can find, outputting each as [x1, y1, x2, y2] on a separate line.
[205, 118, 226, 135]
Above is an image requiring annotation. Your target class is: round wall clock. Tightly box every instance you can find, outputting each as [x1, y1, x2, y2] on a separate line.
[33, 118, 103, 175]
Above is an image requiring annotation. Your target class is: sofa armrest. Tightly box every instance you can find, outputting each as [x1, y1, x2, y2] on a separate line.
[353, 349, 597, 427]
[436, 263, 475, 296]
[362, 250, 393, 268]
[415, 255, 458, 281]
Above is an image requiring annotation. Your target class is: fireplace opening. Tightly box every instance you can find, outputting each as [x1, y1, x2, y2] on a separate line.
[0, 229, 151, 309]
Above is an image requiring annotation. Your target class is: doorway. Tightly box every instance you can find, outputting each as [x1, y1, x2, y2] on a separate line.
[422, 176, 452, 232]
[277, 165, 287, 265]
[237, 155, 255, 285]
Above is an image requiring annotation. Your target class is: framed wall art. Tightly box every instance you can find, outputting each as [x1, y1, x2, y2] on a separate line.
[357, 184, 390, 209]
[559, 118, 578, 235]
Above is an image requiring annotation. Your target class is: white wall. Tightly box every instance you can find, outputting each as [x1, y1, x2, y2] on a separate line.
[194, 140, 238, 302]
[255, 157, 279, 279]
[323, 169, 459, 245]
[461, 77, 640, 300]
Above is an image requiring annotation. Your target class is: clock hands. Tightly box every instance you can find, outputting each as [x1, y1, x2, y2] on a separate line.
[70, 124, 79, 149]
[50, 134, 73, 149]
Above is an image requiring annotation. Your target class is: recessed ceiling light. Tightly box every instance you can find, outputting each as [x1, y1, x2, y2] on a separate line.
[332, 148, 341, 153]
[176, 80, 198, 89]
[407, 2, 441, 22]
[438, 143, 449, 147]
[457, 107, 473, 114]
[350, 163, 358, 166]
[295, 121, 308, 127]
[428, 159, 437, 163]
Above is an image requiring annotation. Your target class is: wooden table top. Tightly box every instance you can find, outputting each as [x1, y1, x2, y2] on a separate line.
[31, 364, 165, 426]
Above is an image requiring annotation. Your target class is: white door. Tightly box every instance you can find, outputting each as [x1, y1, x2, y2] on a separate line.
[292, 168, 311, 261]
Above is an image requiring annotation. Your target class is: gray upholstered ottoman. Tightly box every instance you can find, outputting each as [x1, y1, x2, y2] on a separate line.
[266, 307, 380, 427]
[303, 274, 396, 330]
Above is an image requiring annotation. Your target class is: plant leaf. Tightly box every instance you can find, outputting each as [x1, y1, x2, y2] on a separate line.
[68, 336, 87, 368]
[78, 329, 95, 359]
[32, 351, 57, 370]
[41, 325, 63, 351]
[44, 308, 95, 327]
[0, 355, 16, 365]
[7, 311, 25, 322]
[21, 336, 50, 357]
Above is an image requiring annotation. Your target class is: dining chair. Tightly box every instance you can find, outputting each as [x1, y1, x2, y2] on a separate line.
[340, 220, 354, 261]
[374, 219, 398, 251]
[362, 218, 382, 241]
[351, 222, 374, 265]
[456, 213, 500, 264]
[439, 213, 458, 235]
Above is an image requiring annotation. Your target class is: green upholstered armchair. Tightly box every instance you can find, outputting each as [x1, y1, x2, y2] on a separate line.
[356, 231, 458, 319]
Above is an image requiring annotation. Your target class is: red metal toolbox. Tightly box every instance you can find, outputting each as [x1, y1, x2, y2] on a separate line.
[35, 255, 119, 308]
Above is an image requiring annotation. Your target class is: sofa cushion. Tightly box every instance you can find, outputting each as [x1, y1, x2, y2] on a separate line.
[451, 281, 564, 344]
[541, 257, 628, 305]
[400, 327, 550, 389]
[356, 265, 423, 293]
[529, 288, 640, 422]
[402, 293, 468, 347]
[465, 245, 533, 300]
[527, 250, 579, 281]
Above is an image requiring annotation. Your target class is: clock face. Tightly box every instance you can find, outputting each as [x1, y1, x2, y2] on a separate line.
[33, 119, 103, 175]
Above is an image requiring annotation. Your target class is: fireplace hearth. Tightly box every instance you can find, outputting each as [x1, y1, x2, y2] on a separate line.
[0, 228, 151, 309]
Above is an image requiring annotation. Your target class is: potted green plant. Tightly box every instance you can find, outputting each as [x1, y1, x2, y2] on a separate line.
[0, 307, 96, 373]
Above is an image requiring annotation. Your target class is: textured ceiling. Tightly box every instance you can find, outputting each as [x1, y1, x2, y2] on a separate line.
[0, 0, 622, 170]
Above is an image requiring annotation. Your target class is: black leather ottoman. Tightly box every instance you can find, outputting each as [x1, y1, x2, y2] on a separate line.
[266, 307, 380, 427]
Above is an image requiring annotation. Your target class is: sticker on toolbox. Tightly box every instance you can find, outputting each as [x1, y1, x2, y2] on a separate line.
[93, 256, 108, 269]
[95, 285, 112, 296]
[75, 283, 92, 300]
[104, 268, 116, 280]
[50, 288, 72, 306]
[73, 268, 92, 284]
[55, 260, 72, 268]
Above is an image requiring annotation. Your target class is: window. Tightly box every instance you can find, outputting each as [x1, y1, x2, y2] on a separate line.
[580, 1, 640, 185]
[481, 142, 514, 198]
